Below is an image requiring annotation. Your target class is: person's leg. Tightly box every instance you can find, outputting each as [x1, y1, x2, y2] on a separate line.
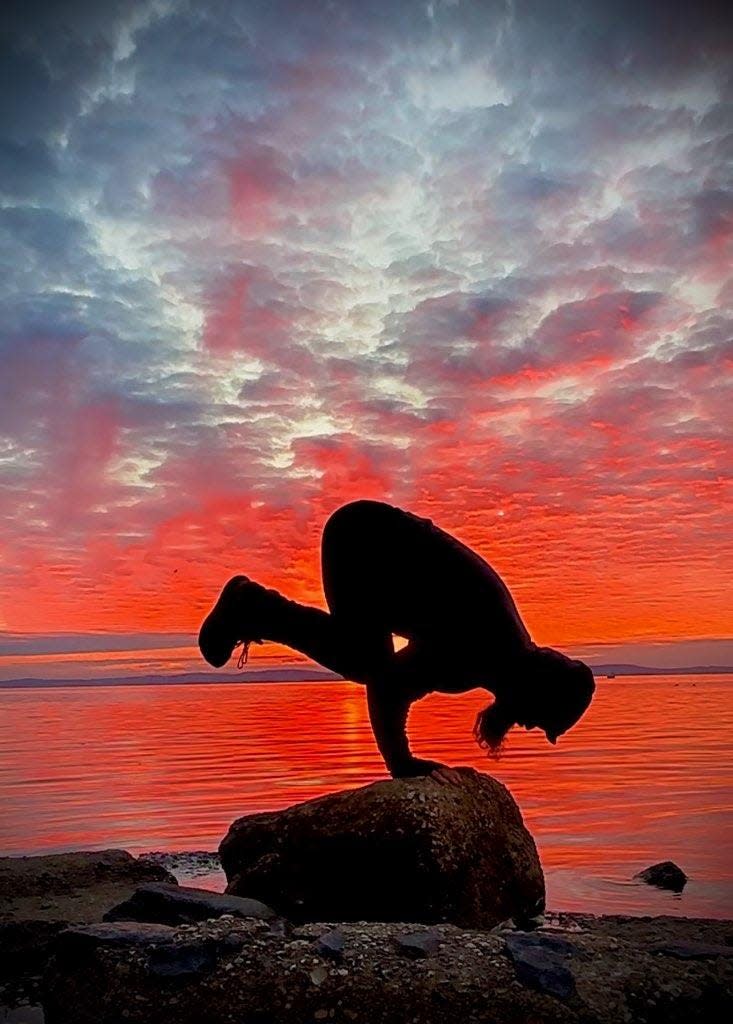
[321, 500, 452, 774]
[261, 593, 389, 680]
[198, 572, 387, 677]
[201, 499, 470, 681]
[320, 500, 400, 675]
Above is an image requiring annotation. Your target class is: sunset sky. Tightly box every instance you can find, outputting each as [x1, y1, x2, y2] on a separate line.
[1, 0, 731, 681]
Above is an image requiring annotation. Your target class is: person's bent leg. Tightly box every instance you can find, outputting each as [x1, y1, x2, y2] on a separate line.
[198, 573, 393, 680]
[320, 501, 435, 773]
[321, 500, 399, 677]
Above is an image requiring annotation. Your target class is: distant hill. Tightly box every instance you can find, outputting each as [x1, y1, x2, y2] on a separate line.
[0, 664, 731, 687]
[588, 664, 733, 677]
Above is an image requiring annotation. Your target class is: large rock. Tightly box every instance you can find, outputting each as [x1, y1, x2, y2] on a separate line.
[634, 860, 688, 891]
[219, 767, 545, 929]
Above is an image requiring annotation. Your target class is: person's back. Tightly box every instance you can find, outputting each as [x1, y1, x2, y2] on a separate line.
[323, 500, 531, 656]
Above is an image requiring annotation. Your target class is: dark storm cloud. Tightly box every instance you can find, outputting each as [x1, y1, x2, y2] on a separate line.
[1, 0, 141, 140]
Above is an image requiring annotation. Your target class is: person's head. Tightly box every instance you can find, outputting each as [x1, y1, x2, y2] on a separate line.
[474, 646, 595, 754]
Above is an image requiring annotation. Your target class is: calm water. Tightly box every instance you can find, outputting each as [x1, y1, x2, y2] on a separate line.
[1, 675, 731, 918]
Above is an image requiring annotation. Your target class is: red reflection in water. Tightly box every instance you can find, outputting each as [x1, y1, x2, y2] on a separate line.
[1, 675, 731, 917]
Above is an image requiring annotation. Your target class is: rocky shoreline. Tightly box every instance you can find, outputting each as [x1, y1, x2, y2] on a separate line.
[2, 860, 731, 1024]
[2, 771, 731, 1022]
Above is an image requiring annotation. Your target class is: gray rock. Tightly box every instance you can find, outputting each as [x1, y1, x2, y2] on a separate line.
[634, 860, 688, 891]
[220, 768, 544, 929]
[395, 929, 443, 959]
[51, 921, 228, 981]
[314, 928, 345, 959]
[103, 882, 275, 925]
[504, 932, 577, 1000]
[55, 922, 177, 956]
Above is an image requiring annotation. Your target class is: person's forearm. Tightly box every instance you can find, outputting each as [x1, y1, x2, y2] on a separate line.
[366, 681, 413, 771]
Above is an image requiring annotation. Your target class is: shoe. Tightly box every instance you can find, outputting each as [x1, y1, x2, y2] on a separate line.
[198, 575, 285, 668]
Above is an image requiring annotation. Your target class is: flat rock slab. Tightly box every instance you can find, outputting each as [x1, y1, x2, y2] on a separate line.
[220, 767, 545, 929]
[0, 851, 177, 984]
[52, 922, 228, 982]
[104, 882, 275, 925]
[504, 933, 578, 1000]
[41, 916, 733, 1024]
[0, 850, 175, 902]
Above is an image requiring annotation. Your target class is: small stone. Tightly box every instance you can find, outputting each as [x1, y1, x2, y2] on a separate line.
[634, 861, 688, 892]
[314, 1010, 328, 1020]
[395, 930, 442, 959]
[504, 933, 576, 1000]
[315, 929, 345, 960]
[310, 965, 328, 986]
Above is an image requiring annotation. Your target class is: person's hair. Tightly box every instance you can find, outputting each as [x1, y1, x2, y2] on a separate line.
[474, 647, 595, 757]
[474, 699, 516, 759]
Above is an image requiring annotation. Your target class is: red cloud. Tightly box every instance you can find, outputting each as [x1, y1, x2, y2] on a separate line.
[227, 143, 293, 232]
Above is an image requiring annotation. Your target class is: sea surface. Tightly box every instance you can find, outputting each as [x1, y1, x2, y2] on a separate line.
[1, 674, 731, 918]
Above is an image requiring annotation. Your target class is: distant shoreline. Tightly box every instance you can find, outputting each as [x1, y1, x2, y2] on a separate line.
[0, 665, 732, 688]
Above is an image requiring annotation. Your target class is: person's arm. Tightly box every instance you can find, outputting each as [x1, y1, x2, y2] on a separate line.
[366, 680, 446, 778]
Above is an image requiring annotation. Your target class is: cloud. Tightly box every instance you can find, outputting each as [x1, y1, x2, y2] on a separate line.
[0, 0, 730, 656]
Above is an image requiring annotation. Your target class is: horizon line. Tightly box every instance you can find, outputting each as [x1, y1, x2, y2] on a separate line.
[1, 662, 732, 688]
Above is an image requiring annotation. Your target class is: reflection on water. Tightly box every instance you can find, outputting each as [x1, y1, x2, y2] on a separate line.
[1, 675, 731, 917]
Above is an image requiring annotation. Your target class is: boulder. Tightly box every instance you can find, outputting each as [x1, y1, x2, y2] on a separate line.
[104, 882, 276, 925]
[219, 767, 544, 929]
[634, 861, 688, 891]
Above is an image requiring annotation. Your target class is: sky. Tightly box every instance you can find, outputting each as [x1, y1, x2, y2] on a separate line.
[0, 0, 731, 681]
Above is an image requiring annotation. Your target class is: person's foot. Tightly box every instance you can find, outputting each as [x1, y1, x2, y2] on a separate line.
[198, 575, 286, 668]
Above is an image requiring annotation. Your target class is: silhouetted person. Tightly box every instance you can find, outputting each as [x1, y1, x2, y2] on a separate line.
[199, 499, 595, 777]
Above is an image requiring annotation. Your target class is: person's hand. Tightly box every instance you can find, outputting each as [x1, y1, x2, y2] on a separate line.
[389, 757, 448, 778]
[430, 766, 469, 787]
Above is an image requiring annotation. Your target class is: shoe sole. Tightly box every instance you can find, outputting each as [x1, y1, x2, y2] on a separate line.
[198, 575, 249, 668]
